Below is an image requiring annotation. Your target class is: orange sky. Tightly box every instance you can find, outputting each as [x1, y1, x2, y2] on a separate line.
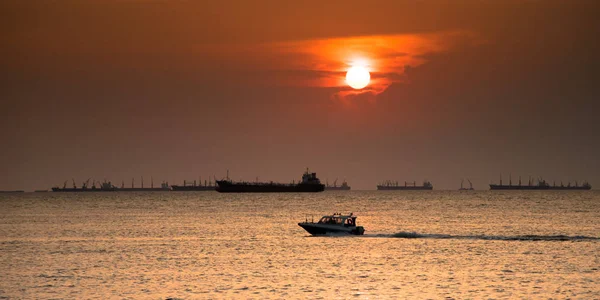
[1, 0, 599, 190]
[206, 31, 478, 97]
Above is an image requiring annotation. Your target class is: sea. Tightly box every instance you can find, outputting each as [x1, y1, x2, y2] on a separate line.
[0, 191, 598, 299]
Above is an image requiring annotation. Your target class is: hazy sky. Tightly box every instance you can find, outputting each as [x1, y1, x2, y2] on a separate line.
[2, 0, 599, 190]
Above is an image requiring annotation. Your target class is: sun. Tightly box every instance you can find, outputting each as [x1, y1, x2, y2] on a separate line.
[346, 66, 370, 89]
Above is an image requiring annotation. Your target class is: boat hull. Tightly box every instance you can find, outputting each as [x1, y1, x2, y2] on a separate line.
[298, 223, 365, 235]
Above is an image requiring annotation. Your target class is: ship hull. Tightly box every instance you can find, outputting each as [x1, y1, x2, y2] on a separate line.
[52, 187, 115, 192]
[490, 185, 591, 190]
[325, 187, 351, 191]
[51, 187, 170, 192]
[377, 186, 433, 190]
[216, 181, 324, 193]
[116, 188, 171, 192]
[171, 185, 216, 191]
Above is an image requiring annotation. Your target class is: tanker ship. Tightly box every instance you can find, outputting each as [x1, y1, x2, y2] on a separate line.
[216, 169, 325, 193]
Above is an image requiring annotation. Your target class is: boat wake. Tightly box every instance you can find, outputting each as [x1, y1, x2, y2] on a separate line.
[378, 232, 600, 241]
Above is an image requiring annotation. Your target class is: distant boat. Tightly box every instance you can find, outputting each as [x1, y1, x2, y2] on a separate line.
[325, 179, 351, 191]
[52, 178, 171, 192]
[216, 169, 325, 193]
[0, 190, 24, 193]
[489, 174, 591, 190]
[459, 179, 475, 190]
[377, 180, 433, 190]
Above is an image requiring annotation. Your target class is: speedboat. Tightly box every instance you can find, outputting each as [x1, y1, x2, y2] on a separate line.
[298, 213, 365, 235]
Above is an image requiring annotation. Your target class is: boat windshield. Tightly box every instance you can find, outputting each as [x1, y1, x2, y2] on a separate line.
[318, 217, 344, 224]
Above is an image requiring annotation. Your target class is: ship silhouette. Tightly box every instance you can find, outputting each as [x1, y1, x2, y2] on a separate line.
[489, 174, 591, 190]
[216, 169, 325, 193]
[325, 178, 351, 191]
[377, 180, 433, 190]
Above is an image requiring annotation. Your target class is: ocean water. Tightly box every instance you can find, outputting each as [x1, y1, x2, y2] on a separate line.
[0, 191, 598, 299]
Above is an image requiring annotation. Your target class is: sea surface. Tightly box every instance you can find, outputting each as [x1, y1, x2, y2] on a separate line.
[1, 191, 599, 299]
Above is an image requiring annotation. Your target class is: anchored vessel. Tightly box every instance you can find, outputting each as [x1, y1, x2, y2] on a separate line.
[298, 213, 365, 235]
[489, 175, 592, 190]
[52, 180, 116, 192]
[377, 180, 433, 190]
[216, 170, 325, 193]
[459, 179, 475, 190]
[52, 178, 171, 192]
[325, 179, 351, 191]
[171, 179, 216, 191]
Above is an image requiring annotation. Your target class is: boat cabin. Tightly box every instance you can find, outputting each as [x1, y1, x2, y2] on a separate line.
[317, 213, 357, 226]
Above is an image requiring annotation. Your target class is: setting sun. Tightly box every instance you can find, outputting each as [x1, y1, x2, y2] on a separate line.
[346, 66, 371, 89]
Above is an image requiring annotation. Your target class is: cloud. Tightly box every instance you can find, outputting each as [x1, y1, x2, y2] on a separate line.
[202, 31, 478, 100]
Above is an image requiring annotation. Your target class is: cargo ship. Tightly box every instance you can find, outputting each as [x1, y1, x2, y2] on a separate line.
[116, 177, 171, 191]
[377, 180, 433, 190]
[489, 175, 592, 190]
[216, 169, 325, 193]
[52, 179, 114, 192]
[325, 179, 351, 191]
[52, 178, 170, 192]
[171, 178, 216, 191]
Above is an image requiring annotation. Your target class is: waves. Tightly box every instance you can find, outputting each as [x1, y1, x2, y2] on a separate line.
[378, 232, 600, 241]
